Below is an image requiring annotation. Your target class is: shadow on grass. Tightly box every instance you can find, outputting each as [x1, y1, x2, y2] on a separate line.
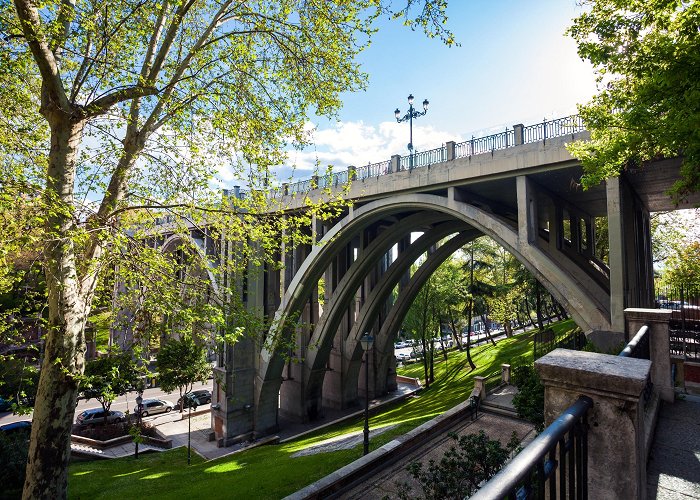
[68, 325, 571, 499]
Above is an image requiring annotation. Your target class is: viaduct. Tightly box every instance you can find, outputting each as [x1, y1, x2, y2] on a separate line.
[125, 115, 690, 446]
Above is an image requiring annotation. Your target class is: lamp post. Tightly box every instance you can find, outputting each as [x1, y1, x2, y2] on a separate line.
[394, 94, 429, 169]
[360, 332, 374, 455]
[135, 390, 143, 459]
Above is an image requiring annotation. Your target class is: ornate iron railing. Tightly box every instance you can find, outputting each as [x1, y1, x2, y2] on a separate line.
[399, 145, 447, 170]
[273, 114, 586, 197]
[534, 328, 586, 361]
[472, 395, 593, 500]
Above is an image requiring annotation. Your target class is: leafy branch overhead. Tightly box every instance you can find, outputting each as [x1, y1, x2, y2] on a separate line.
[566, 0, 700, 201]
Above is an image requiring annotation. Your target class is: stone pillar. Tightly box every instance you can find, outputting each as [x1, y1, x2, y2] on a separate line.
[212, 335, 256, 446]
[473, 376, 486, 400]
[501, 364, 511, 385]
[536, 349, 651, 500]
[513, 123, 524, 145]
[625, 308, 674, 402]
[390, 155, 401, 173]
[445, 141, 456, 161]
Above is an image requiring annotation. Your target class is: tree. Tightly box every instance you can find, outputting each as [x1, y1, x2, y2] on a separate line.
[0, 2, 455, 497]
[660, 241, 700, 295]
[79, 347, 141, 424]
[511, 364, 545, 432]
[403, 275, 438, 387]
[395, 430, 520, 499]
[566, 1, 700, 201]
[157, 335, 211, 413]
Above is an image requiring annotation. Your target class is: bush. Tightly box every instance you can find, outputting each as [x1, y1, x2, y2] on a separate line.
[0, 429, 30, 498]
[395, 430, 520, 499]
[72, 421, 158, 441]
[511, 364, 545, 432]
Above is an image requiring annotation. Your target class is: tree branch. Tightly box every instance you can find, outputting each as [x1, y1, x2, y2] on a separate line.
[13, 0, 69, 112]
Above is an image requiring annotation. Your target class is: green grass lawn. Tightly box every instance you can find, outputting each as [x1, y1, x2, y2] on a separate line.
[68, 320, 575, 499]
[87, 310, 111, 352]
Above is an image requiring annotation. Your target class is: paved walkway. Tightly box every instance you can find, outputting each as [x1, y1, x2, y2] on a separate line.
[647, 394, 700, 499]
[72, 381, 420, 461]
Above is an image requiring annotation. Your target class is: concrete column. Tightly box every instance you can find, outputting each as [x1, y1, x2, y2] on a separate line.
[625, 308, 674, 402]
[513, 123, 524, 145]
[446, 141, 456, 161]
[212, 334, 256, 446]
[606, 177, 627, 332]
[516, 175, 538, 246]
[390, 155, 401, 173]
[536, 349, 651, 500]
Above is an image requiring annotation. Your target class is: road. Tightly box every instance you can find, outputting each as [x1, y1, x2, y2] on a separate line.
[0, 380, 214, 426]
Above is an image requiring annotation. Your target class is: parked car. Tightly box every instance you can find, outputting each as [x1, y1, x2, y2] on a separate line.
[139, 398, 174, 417]
[0, 420, 31, 434]
[177, 389, 211, 409]
[76, 408, 125, 426]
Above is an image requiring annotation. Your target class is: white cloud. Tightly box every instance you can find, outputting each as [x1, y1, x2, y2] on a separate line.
[280, 120, 463, 177]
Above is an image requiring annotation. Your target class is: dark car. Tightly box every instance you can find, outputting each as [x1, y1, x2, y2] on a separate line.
[0, 420, 31, 434]
[177, 389, 211, 409]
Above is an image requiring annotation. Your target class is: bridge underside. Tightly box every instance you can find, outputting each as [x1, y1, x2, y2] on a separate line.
[209, 136, 685, 442]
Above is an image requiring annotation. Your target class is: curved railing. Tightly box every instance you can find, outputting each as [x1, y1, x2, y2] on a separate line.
[471, 395, 593, 500]
[268, 114, 585, 198]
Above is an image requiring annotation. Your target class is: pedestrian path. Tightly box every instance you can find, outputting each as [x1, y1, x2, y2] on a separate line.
[647, 394, 700, 499]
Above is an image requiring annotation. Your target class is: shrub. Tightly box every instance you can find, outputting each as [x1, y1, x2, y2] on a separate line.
[395, 430, 520, 499]
[0, 429, 30, 496]
[511, 364, 545, 432]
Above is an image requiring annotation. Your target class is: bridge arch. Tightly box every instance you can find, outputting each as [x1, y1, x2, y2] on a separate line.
[254, 193, 612, 430]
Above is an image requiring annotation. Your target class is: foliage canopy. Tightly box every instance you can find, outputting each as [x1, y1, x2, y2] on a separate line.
[566, 0, 700, 201]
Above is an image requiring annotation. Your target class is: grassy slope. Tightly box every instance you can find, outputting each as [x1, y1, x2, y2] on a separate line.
[68, 320, 576, 499]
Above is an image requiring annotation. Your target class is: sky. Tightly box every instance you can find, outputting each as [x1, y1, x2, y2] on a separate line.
[263, 0, 599, 181]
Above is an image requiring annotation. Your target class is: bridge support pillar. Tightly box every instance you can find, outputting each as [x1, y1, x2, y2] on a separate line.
[607, 177, 654, 332]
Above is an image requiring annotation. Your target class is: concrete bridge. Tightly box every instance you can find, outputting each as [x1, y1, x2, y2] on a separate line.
[141, 115, 689, 445]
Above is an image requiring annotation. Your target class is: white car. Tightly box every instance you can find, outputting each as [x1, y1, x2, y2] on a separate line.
[139, 398, 175, 417]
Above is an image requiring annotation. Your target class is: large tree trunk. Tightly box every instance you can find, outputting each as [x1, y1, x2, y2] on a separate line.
[23, 118, 89, 500]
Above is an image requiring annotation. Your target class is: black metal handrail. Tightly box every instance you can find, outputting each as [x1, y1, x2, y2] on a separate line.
[471, 395, 593, 500]
[619, 325, 650, 359]
[273, 114, 586, 197]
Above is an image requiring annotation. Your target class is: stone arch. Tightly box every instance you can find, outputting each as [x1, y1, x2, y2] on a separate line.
[161, 233, 220, 299]
[254, 193, 611, 431]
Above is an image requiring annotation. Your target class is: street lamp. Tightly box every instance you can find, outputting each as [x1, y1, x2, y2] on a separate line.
[135, 390, 143, 459]
[394, 94, 429, 169]
[360, 332, 374, 455]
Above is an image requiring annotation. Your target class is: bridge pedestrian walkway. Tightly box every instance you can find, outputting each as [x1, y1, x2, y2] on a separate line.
[647, 394, 700, 499]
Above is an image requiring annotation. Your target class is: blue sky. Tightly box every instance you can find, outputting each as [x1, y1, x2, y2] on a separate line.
[273, 0, 598, 180]
[213, 1, 598, 185]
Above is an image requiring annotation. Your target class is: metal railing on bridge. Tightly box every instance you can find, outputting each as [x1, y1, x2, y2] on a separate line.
[472, 395, 593, 500]
[270, 114, 586, 198]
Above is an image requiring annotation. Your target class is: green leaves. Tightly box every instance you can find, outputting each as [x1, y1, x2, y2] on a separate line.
[566, 0, 700, 201]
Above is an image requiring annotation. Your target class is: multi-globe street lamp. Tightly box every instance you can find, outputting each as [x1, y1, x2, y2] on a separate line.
[360, 332, 375, 456]
[394, 94, 429, 169]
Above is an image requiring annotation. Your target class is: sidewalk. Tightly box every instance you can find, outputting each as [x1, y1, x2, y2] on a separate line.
[73, 381, 421, 461]
[647, 393, 700, 499]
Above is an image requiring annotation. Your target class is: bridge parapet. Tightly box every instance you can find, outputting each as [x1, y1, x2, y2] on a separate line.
[270, 114, 585, 198]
